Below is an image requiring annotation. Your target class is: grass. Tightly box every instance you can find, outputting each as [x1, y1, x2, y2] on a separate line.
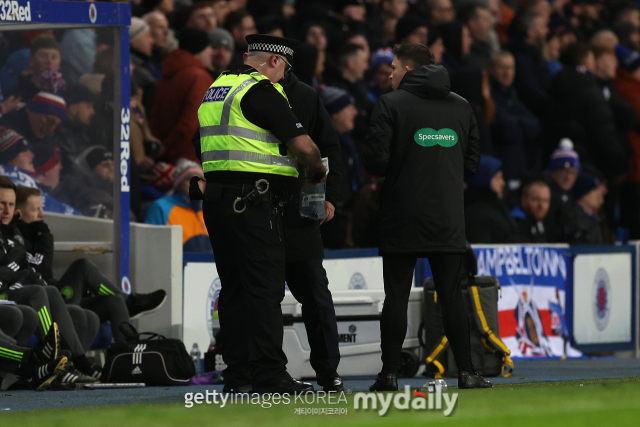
[2, 377, 640, 427]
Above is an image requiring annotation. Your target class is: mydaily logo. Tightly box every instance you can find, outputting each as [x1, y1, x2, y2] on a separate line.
[414, 128, 458, 147]
[354, 385, 458, 416]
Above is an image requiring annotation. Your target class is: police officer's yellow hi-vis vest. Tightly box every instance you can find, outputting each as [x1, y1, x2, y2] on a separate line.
[197, 72, 298, 178]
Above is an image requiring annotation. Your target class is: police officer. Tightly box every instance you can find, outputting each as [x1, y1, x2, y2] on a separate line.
[197, 34, 326, 394]
[363, 44, 491, 390]
[280, 59, 344, 391]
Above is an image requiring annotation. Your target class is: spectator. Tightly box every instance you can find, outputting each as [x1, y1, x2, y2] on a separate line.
[130, 18, 159, 114]
[590, 29, 619, 49]
[347, 31, 372, 61]
[506, 12, 550, 117]
[324, 44, 372, 142]
[130, 80, 162, 174]
[342, 0, 367, 23]
[303, 22, 328, 55]
[209, 28, 235, 80]
[614, 4, 640, 28]
[489, 51, 540, 182]
[438, 20, 475, 74]
[379, 0, 410, 45]
[143, 11, 172, 71]
[150, 29, 214, 163]
[613, 21, 640, 52]
[511, 180, 551, 243]
[52, 146, 114, 218]
[0, 127, 34, 173]
[367, 48, 394, 103]
[544, 139, 581, 242]
[32, 146, 62, 193]
[212, 0, 230, 27]
[590, 44, 637, 133]
[465, 156, 520, 244]
[427, 26, 446, 65]
[489, 0, 515, 45]
[318, 86, 363, 249]
[185, 2, 218, 33]
[78, 47, 114, 97]
[425, 0, 456, 26]
[60, 28, 96, 86]
[145, 159, 211, 252]
[8, 38, 61, 104]
[395, 16, 429, 46]
[50, 84, 96, 174]
[224, 9, 257, 71]
[458, 4, 496, 70]
[549, 43, 629, 181]
[572, 0, 607, 41]
[0, 91, 66, 146]
[543, 32, 563, 76]
[566, 172, 604, 244]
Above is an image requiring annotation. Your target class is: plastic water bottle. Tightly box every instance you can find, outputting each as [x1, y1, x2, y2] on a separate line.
[190, 343, 202, 376]
[300, 158, 329, 220]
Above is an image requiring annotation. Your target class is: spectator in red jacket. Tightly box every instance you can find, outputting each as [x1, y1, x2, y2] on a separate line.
[149, 29, 214, 163]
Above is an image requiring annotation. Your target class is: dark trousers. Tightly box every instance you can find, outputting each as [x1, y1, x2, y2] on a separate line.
[56, 259, 130, 343]
[203, 183, 288, 385]
[66, 305, 100, 352]
[0, 304, 38, 346]
[285, 259, 340, 375]
[380, 253, 472, 374]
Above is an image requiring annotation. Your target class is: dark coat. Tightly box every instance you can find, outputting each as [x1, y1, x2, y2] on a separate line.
[490, 79, 540, 180]
[565, 205, 603, 245]
[543, 175, 574, 243]
[594, 77, 637, 133]
[465, 188, 520, 244]
[549, 67, 630, 179]
[511, 206, 547, 243]
[281, 72, 343, 262]
[16, 219, 55, 282]
[363, 65, 481, 255]
[506, 40, 550, 117]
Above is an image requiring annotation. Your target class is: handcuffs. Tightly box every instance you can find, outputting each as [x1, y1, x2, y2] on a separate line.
[233, 179, 270, 213]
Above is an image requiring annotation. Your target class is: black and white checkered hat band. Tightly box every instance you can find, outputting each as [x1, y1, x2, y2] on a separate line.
[248, 43, 294, 58]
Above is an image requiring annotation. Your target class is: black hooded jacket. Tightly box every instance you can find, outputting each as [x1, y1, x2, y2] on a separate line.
[363, 65, 481, 254]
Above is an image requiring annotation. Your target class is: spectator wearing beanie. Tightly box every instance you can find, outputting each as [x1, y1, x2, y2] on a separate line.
[50, 84, 96, 175]
[0, 91, 66, 146]
[543, 139, 581, 242]
[565, 172, 605, 245]
[32, 145, 62, 192]
[149, 28, 214, 164]
[52, 146, 115, 218]
[464, 155, 521, 244]
[130, 17, 160, 115]
[144, 159, 212, 253]
[209, 28, 234, 80]
[0, 126, 34, 173]
[367, 48, 394, 103]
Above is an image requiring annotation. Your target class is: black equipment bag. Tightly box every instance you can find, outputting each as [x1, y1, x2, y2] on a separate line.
[419, 274, 514, 379]
[103, 324, 195, 386]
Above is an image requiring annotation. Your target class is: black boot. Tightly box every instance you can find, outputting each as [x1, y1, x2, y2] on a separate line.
[317, 370, 344, 392]
[458, 370, 492, 389]
[253, 372, 314, 394]
[369, 372, 398, 392]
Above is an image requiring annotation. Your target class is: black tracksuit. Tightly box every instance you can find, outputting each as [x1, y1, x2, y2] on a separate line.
[281, 72, 343, 376]
[17, 220, 130, 343]
[364, 65, 480, 374]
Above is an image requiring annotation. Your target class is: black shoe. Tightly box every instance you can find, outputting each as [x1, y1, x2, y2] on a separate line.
[55, 366, 100, 385]
[32, 322, 60, 363]
[222, 383, 252, 393]
[458, 370, 492, 389]
[30, 357, 68, 392]
[253, 372, 314, 394]
[87, 364, 102, 381]
[127, 290, 167, 320]
[369, 373, 398, 392]
[317, 370, 344, 392]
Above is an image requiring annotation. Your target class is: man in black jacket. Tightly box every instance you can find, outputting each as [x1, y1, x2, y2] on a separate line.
[511, 180, 551, 243]
[363, 44, 490, 390]
[280, 71, 344, 391]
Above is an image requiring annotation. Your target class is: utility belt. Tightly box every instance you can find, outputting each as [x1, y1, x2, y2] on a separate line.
[190, 176, 291, 214]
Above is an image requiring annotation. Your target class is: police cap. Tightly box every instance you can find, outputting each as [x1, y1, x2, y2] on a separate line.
[245, 34, 296, 65]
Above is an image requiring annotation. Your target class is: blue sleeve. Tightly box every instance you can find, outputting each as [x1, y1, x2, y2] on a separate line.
[144, 201, 168, 225]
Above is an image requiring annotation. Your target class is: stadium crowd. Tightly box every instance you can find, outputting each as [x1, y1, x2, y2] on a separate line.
[0, 0, 639, 388]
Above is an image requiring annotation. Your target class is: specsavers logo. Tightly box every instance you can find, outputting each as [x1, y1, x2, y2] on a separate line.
[414, 128, 458, 147]
[0, 1, 31, 22]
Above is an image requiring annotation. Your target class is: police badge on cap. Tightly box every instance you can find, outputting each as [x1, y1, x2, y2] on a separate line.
[245, 34, 297, 64]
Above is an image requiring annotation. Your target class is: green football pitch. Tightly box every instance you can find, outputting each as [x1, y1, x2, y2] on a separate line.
[3, 377, 640, 427]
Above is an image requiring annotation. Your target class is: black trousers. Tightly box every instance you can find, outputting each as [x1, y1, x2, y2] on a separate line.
[203, 183, 288, 385]
[285, 259, 340, 375]
[380, 253, 473, 374]
[0, 304, 38, 346]
[66, 305, 100, 352]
